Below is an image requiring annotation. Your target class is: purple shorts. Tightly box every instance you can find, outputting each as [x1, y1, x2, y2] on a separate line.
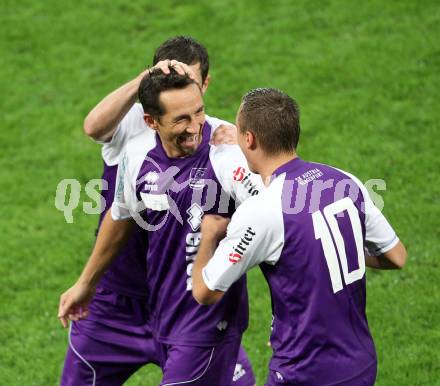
[60, 287, 255, 386]
[59, 287, 159, 386]
[157, 336, 253, 386]
[234, 346, 256, 386]
[265, 362, 377, 386]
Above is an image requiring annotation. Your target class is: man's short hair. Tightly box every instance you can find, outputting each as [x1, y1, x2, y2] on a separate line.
[238, 88, 300, 154]
[153, 36, 209, 83]
[138, 68, 198, 120]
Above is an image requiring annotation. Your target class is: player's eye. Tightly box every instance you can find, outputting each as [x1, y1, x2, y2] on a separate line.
[173, 118, 186, 126]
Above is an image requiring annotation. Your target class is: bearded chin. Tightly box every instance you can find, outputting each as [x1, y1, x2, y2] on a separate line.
[182, 146, 197, 156]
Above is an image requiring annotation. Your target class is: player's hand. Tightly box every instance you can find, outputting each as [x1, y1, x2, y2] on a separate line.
[200, 215, 230, 242]
[148, 60, 198, 84]
[210, 124, 237, 145]
[58, 282, 96, 328]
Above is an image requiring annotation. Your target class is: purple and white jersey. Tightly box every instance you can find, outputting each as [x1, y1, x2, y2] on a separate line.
[203, 157, 399, 384]
[96, 103, 151, 298]
[111, 121, 263, 346]
[96, 103, 231, 298]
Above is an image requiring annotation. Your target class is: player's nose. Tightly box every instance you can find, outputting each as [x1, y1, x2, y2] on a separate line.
[187, 119, 201, 134]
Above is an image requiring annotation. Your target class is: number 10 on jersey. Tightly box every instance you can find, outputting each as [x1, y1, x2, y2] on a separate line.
[312, 197, 366, 294]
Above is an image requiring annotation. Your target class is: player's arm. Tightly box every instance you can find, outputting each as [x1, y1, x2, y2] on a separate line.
[84, 60, 195, 141]
[206, 115, 238, 145]
[58, 150, 140, 327]
[192, 195, 284, 305]
[210, 124, 237, 145]
[58, 212, 133, 327]
[358, 181, 407, 270]
[365, 241, 407, 269]
[74, 212, 133, 287]
[210, 145, 264, 207]
[83, 69, 150, 141]
[192, 215, 230, 305]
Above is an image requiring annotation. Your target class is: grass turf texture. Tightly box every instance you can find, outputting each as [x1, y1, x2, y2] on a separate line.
[1, 0, 439, 384]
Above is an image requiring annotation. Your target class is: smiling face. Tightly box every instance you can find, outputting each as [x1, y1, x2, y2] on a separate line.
[149, 83, 205, 158]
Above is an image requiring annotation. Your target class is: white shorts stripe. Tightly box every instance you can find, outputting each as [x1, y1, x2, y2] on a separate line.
[161, 347, 215, 386]
[68, 323, 97, 386]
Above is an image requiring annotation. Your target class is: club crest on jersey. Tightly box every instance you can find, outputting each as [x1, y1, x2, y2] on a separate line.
[143, 171, 159, 192]
[232, 167, 259, 196]
[189, 168, 207, 190]
[228, 227, 256, 264]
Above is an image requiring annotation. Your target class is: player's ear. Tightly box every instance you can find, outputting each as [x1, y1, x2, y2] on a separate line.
[201, 74, 210, 94]
[246, 130, 257, 150]
[144, 113, 159, 131]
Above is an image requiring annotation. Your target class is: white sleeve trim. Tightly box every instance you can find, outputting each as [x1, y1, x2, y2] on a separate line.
[336, 167, 399, 255]
[209, 145, 263, 205]
[378, 235, 399, 254]
[202, 176, 284, 292]
[111, 204, 133, 221]
[110, 131, 156, 220]
[101, 104, 149, 166]
[202, 267, 227, 292]
[205, 114, 234, 140]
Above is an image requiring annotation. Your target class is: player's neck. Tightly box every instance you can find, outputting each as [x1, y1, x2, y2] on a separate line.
[258, 151, 298, 185]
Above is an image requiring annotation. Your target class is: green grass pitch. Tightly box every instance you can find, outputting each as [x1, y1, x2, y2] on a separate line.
[0, 0, 439, 384]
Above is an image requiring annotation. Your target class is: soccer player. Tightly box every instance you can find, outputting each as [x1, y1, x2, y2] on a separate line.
[58, 68, 262, 385]
[192, 88, 407, 385]
[59, 37, 255, 386]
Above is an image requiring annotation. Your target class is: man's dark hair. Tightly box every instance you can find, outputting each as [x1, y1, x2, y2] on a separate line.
[153, 36, 209, 83]
[138, 68, 198, 120]
[238, 88, 300, 154]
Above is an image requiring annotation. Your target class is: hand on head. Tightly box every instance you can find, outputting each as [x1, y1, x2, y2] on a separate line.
[149, 60, 197, 82]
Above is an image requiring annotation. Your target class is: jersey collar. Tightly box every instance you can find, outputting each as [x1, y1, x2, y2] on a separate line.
[271, 157, 305, 182]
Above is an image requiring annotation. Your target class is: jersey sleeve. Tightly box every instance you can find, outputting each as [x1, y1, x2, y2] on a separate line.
[363, 193, 399, 255]
[205, 114, 233, 129]
[111, 150, 144, 220]
[202, 185, 284, 292]
[101, 103, 148, 166]
[340, 170, 400, 255]
[205, 114, 235, 142]
[209, 145, 265, 206]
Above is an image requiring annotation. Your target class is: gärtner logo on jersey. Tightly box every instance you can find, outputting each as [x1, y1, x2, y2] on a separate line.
[232, 167, 259, 196]
[229, 227, 256, 263]
[144, 171, 159, 192]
